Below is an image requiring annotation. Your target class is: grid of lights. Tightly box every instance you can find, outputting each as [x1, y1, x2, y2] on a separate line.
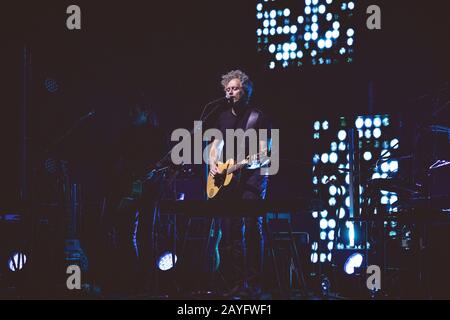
[256, 0, 356, 69]
[311, 115, 400, 264]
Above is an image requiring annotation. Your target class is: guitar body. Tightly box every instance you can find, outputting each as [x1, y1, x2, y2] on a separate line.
[207, 159, 235, 199]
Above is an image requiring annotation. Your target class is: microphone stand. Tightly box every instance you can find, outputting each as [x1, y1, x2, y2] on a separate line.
[149, 97, 230, 297]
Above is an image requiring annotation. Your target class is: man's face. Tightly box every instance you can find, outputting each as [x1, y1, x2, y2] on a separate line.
[225, 78, 245, 104]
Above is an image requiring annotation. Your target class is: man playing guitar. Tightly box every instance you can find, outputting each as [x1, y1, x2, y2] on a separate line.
[208, 70, 271, 297]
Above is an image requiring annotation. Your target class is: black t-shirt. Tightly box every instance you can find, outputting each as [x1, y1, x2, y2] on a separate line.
[214, 105, 271, 198]
[215, 106, 271, 163]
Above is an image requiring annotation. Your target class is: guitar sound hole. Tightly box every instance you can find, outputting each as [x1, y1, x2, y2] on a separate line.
[214, 174, 225, 187]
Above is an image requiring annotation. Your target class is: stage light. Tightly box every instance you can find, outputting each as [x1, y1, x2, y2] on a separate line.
[268, 44, 276, 53]
[338, 130, 347, 141]
[312, 15, 318, 23]
[297, 50, 304, 58]
[44, 78, 58, 93]
[305, 0, 312, 5]
[327, 253, 332, 262]
[339, 142, 346, 151]
[318, 39, 325, 49]
[381, 196, 389, 205]
[389, 160, 398, 172]
[304, 32, 312, 41]
[277, 26, 283, 34]
[8, 252, 27, 272]
[320, 231, 327, 240]
[328, 230, 335, 241]
[283, 25, 290, 34]
[330, 141, 338, 152]
[270, 28, 275, 35]
[339, 207, 346, 218]
[320, 253, 326, 263]
[327, 241, 334, 251]
[312, 33, 318, 41]
[348, 2, 355, 10]
[312, 211, 319, 218]
[346, 221, 355, 247]
[380, 150, 391, 158]
[364, 117, 373, 128]
[344, 253, 363, 275]
[312, 0, 318, 5]
[311, 253, 318, 263]
[329, 197, 336, 206]
[364, 129, 372, 139]
[263, 28, 269, 35]
[320, 219, 328, 230]
[321, 153, 329, 163]
[355, 117, 364, 129]
[305, 6, 311, 14]
[320, 210, 328, 218]
[332, 30, 339, 39]
[363, 151, 372, 161]
[270, 10, 276, 18]
[319, 5, 326, 14]
[312, 176, 319, 185]
[373, 117, 382, 127]
[390, 194, 398, 205]
[329, 185, 337, 196]
[347, 28, 355, 37]
[322, 176, 329, 184]
[373, 128, 381, 138]
[290, 42, 297, 51]
[313, 154, 320, 164]
[282, 52, 289, 60]
[391, 139, 399, 149]
[381, 162, 389, 173]
[321, 275, 331, 295]
[284, 8, 290, 16]
[347, 38, 354, 46]
[298, 16, 304, 23]
[345, 174, 350, 185]
[328, 219, 336, 229]
[157, 252, 178, 271]
[312, 242, 319, 251]
[329, 152, 338, 164]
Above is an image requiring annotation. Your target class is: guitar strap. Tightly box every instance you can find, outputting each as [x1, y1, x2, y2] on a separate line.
[245, 109, 260, 131]
[235, 109, 260, 182]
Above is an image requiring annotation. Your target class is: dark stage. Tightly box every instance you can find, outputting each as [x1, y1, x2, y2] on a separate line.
[1, 0, 449, 302]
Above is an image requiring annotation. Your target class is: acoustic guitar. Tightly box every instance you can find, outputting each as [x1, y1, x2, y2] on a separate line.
[206, 153, 269, 199]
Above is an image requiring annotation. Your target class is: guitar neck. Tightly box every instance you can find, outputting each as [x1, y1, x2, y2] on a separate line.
[227, 162, 247, 174]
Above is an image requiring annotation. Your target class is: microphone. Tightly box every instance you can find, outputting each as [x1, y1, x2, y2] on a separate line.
[200, 96, 232, 121]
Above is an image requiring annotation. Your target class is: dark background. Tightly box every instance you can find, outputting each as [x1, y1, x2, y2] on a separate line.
[2, 0, 449, 206]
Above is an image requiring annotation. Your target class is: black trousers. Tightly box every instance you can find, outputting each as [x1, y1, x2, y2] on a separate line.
[216, 172, 269, 289]
[111, 186, 160, 294]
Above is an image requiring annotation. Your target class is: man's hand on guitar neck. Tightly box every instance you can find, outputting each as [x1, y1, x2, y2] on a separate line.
[209, 162, 219, 177]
